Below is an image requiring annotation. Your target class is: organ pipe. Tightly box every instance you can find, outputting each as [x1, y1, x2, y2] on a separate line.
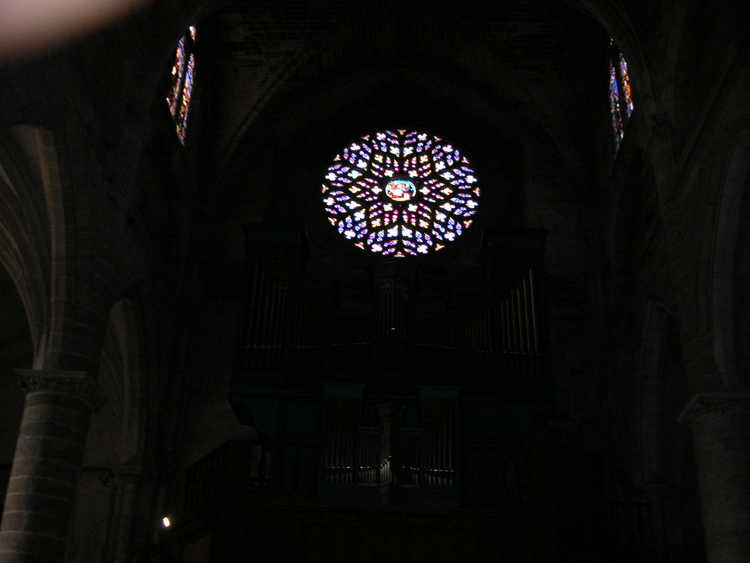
[476, 267, 539, 357]
[529, 268, 539, 353]
[245, 261, 298, 370]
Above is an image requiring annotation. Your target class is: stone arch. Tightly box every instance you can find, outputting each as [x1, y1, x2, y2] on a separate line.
[0, 124, 96, 371]
[0, 127, 53, 360]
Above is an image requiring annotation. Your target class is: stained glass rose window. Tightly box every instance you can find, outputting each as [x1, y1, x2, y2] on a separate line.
[321, 130, 480, 257]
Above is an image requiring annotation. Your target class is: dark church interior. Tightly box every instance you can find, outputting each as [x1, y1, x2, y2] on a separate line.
[0, 1, 749, 562]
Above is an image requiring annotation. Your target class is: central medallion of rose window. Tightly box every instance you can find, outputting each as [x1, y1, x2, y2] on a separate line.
[385, 179, 417, 202]
[321, 129, 480, 257]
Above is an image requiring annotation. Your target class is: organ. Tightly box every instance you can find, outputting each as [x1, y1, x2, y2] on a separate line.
[224, 227, 549, 507]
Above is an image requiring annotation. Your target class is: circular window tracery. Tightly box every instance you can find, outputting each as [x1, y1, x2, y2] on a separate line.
[321, 129, 480, 257]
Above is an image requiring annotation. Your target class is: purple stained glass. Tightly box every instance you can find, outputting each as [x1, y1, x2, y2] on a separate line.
[619, 52, 635, 117]
[166, 27, 197, 145]
[609, 60, 625, 151]
[609, 42, 635, 152]
[322, 130, 480, 257]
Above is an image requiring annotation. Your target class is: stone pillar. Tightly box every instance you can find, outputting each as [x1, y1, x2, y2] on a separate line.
[109, 468, 140, 563]
[0, 369, 99, 563]
[680, 393, 750, 563]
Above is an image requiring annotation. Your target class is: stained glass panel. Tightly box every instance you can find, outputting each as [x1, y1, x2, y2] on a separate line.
[322, 130, 480, 257]
[618, 52, 634, 117]
[166, 37, 185, 117]
[609, 60, 625, 150]
[609, 43, 635, 152]
[166, 26, 197, 145]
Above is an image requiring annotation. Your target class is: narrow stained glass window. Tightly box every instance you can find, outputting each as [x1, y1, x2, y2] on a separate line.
[619, 53, 634, 117]
[609, 60, 625, 150]
[609, 39, 635, 152]
[166, 26, 197, 145]
[321, 129, 480, 257]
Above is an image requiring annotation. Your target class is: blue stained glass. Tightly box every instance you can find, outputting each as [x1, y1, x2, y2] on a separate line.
[167, 28, 197, 145]
[609, 44, 634, 152]
[619, 53, 635, 117]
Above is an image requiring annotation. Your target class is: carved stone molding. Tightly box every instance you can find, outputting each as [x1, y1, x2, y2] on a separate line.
[678, 392, 750, 424]
[14, 369, 104, 410]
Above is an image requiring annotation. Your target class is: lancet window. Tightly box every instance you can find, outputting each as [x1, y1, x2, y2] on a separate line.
[166, 26, 197, 145]
[609, 40, 635, 152]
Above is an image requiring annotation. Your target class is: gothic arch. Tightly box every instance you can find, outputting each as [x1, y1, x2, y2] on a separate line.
[0, 127, 54, 363]
[12, 122, 108, 372]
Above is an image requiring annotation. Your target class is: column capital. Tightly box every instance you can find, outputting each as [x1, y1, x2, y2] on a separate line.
[679, 392, 750, 424]
[14, 368, 103, 410]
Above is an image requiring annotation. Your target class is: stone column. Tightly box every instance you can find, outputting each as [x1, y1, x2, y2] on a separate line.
[680, 392, 750, 563]
[0, 369, 99, 563]
[109, 467, 140, 563]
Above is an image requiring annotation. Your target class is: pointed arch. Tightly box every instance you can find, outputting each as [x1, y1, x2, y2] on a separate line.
[0, 126, 55, 362]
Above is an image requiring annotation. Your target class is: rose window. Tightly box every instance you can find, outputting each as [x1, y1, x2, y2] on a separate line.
[321, 129, 480, 257]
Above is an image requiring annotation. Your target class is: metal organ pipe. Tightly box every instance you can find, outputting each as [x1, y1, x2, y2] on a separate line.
[503, 299, 513, 353]
[253, 269, 264, 367]
[484, 267, 540, 380]
[482, 310, 492, 350]
[273, 281, 284, 366]
[521, 278, 531, 355]
[508, 297, 515, 353]
[518, 289, 524, 354]
[489, 308, 496, 353]
[500, 300, 507, 353]
[511, 290, 518, 354]
[519, 287, 527, 353]
[529, 268, 539, 354]
[268, 282, 278, 366]
[274, 282, 287, 366]
[252, 267, 267, 369]
[259, 273, 272, 368]
[509, 289, 516, 354]
[266, 281, 277, 368]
